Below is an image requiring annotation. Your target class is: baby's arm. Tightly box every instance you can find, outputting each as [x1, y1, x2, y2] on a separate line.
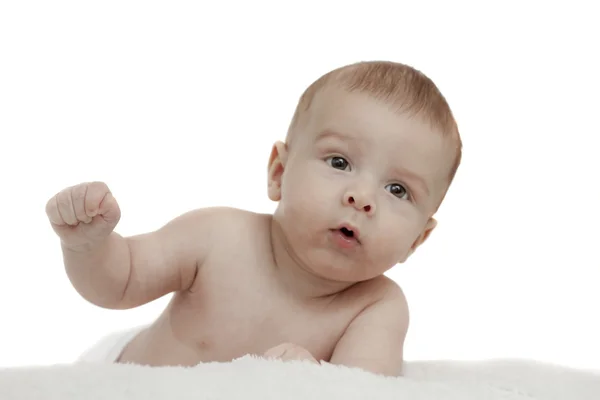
[52, 183, 223, 310]
[98, 208, 218, 309]
[83, 208, 219, 309]
[329, 280, 409, 377]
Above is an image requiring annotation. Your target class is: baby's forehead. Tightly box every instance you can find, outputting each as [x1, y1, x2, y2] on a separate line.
[308, 89, 448, 144]
[292, 83, 459, 163]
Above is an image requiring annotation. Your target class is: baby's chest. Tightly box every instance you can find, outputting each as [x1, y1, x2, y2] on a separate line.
[170, 286, 353, 360]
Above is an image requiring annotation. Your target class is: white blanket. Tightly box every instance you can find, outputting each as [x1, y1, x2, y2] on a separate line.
[0, 355, 598, 400]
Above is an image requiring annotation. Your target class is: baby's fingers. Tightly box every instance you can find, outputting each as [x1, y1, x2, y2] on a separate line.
[54, 189, 77, 226]
[71, 183, 92, 224]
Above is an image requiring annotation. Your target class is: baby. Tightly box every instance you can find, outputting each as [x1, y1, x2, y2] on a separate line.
[45, 60, 462, 377]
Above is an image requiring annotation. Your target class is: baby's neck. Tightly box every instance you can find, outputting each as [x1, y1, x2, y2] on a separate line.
[268, 217, 356, 301]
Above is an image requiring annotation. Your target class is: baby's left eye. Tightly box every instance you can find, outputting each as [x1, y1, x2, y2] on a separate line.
[385, 183, 409, 200]
[326, 156, 350, 171]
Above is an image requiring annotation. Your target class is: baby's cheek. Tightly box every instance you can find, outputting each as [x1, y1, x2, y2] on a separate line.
[282, 171, 312, 200]
[376, 221, 415, 258]
[288, 178, 327, 214]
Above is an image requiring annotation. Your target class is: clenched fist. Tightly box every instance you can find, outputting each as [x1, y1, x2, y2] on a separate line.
[45, 181, 121, 250]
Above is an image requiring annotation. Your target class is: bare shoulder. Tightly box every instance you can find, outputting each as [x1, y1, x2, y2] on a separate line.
[373, 275, 409, 307]
[362, 276, 408, 322]
[167, 206, 272, 264]
[344, 275, 409, 315]
[329, 276, 409, 376]
[371, 276, 409, 326]
[166, 205, 251, 226]
[179, 207, 272, 294]
[184, 206, 269, 238]
[336, 275, 410, 341]
[164, 206, 257, 234]
[166, 205, 262, 249]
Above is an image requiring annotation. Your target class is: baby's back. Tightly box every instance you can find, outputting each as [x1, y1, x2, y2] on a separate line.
[117, 208, 380, 366]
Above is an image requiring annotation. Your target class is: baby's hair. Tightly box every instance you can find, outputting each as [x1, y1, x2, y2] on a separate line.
[286, 60, 462, 191]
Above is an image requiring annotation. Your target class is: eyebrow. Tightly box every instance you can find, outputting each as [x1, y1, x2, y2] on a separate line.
[393, 166, 430, 197]
[315, 129, 355, 143]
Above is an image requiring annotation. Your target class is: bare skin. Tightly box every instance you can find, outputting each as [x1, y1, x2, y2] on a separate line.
[49, 196, 405, 373]
[46, 88, 456, 377]
[114, 207, 400, 368]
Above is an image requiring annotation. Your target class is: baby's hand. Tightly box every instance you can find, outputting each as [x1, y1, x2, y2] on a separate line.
[263, 343, 319, 364]
[45, 181, 121, 250]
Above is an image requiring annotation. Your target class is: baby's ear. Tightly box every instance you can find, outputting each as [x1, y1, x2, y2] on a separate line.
[267, 141, 288, 201]
[404, 217, 437, 260]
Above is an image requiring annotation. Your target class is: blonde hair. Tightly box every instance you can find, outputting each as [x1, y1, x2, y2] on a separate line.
[286, 60, 462, 189]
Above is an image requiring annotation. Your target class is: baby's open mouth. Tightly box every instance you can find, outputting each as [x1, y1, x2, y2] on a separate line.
[331, 225, 361, 248]
[339, 227, 354, 238]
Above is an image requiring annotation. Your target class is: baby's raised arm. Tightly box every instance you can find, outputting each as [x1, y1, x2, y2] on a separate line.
[45, 181, 216, 309]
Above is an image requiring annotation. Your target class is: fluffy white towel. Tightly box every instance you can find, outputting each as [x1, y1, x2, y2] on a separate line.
[0, 355, 598, 400]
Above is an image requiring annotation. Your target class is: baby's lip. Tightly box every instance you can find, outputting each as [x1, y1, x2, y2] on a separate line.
[336, 223, 360, 242]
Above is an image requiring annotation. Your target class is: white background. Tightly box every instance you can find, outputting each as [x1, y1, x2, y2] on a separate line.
[1, 1, 598, 371]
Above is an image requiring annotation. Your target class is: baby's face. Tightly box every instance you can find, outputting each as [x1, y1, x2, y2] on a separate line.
[271, 86, 457, 282]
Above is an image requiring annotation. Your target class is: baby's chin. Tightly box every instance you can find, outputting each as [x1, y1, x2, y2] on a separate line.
[308, 260, 380, 285]
[294, 246, 393, 286]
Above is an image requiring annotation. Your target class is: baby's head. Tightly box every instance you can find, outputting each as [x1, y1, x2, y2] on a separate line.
[268, 61, 462, 283]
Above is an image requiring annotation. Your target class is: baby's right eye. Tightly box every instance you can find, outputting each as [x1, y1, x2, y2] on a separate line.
[326, 156, 350, 171]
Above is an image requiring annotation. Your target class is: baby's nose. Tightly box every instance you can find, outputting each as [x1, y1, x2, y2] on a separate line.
[344, 192, 375, 215]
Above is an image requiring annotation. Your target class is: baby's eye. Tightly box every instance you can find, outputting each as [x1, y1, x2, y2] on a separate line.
[326, 156, 350, 171]
[385, 183, 409, 200]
